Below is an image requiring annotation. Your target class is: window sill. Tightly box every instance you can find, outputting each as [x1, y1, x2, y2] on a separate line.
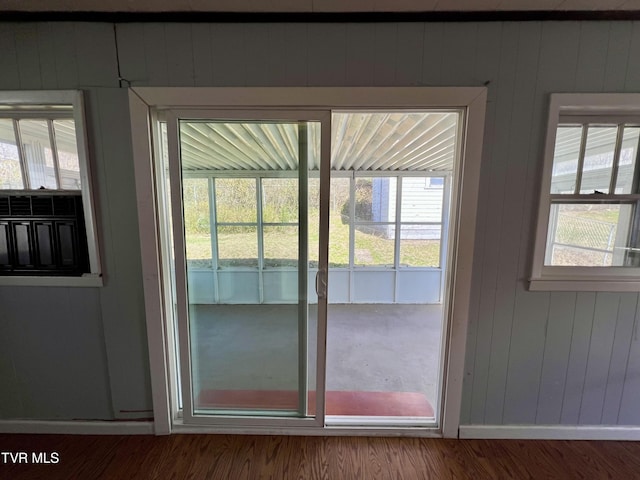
[0, 273, 103, 287]
[529, 278, 640, 292]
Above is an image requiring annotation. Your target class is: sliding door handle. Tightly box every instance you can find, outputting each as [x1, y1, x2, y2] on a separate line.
[315, 269, 327, 299]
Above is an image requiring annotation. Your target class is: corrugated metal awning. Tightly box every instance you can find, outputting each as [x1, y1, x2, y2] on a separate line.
[179, 112, 458, 173]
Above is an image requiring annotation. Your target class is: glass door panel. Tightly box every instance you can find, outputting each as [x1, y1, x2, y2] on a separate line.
[168, 112, 329, 424]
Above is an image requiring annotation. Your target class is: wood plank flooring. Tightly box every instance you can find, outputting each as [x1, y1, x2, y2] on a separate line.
[2, 433, 640, 479]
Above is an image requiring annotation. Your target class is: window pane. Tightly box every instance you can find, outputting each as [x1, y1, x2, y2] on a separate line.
[264, 226, 298, 267]
[217, 226, 257, 268]
[399, 225, 441, 267]
[400, 177, 443, 222]
[329, 177, 350, 268]
[183, 178, 211, 269]
[615, 127, 640, 194]
[354, 226, 395, 267]
[551, 126, 582, 194]
[215, 178, 256, 223]
[0, 119, 23, 189]
[580, 126, 617, 194]
[353, 177, 397, 222]
[262, 178, 298, 223]
[54, 120, 81, 190]
[309, 177, 320, 268]
[545, 203, 636, 267]
[19, 120, 57, 189]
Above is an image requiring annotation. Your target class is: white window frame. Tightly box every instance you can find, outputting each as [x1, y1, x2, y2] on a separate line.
[0, 90, 102, 287]
[530, 93, 640, 292]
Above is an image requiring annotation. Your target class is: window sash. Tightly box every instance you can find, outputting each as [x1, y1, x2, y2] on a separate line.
[1, 116, 81, 191]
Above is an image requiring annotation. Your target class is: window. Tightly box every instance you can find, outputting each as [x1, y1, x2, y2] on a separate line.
[0, 91, 101, 286]
[531, 94, 640, 291]
[185, 173, 448, 273]
[335, 174, 447, 269]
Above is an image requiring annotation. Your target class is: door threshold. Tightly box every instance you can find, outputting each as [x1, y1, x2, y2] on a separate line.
[171, 418, 442, 437]
[325, 415, 437, 428]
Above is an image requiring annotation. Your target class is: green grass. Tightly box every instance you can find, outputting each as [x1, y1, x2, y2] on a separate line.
[185, 209, 440, 269]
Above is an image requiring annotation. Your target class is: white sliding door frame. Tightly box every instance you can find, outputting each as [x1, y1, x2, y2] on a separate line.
[167, 109, 330, 428]
[130, 87, 487, 437]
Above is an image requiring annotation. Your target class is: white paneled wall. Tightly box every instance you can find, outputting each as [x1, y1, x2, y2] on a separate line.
[0, 20, 639, 427]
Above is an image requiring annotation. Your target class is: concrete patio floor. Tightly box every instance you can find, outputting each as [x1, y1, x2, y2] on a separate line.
[189, 303, 444, 416]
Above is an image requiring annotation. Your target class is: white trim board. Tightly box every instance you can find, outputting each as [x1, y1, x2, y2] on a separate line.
[459, 425, 640, 441]
[0, 420, 154, 435]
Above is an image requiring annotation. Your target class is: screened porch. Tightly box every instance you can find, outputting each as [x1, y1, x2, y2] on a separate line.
[177, 111, 459, 306]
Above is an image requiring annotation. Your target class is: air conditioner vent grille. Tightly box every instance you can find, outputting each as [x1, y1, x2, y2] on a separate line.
[10, 197, 31, 216]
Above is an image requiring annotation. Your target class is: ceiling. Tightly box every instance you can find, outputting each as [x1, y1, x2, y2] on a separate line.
[179, 112, 459, 172]
[1, 0, 640, 12]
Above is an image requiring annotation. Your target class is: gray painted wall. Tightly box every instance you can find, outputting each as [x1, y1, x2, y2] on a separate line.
[0, 20, 639, 426]
[0, 23, 152, 420]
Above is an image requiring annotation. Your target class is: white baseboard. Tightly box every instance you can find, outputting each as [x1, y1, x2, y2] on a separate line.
[0, 420, 154, 435]
[459, 424, 640, 441]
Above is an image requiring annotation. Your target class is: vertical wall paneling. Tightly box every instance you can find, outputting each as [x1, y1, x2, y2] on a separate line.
[462, 22, 503, 423]
[90, 89, 152, 419]
[561, 292, 597, 424]
[244, 24, 288, 86]
[485, 22, 544, 425]
[579, 293, 622, 424]
[469, 22, 520, 425]
[603, 21, 632, 92]
[142, 23, 170, 87]
[164, 24, 196, 87]
[473, 23, 503, 102]
[62, 288, 113, 418]
[50, 23, 80, 88]
[618, 300, 640, 424]
[0, 288, 26, 418]
[281, 23, 308, 86]
[624, 21, 640, 90]
[0, 287, 112, 419]
[574, 22, 609, 92]
[473, 20, 520, 418]
[191, 24, 213, 86]
[0, 24, 20, 90]
[210, 23, 247, 86]
[268, 24, 296, 86]
[395, 23, 424, 86]
[307, 23, 347, 86]
[439, 23, 479, 87]
[372, 23, 397, 86]
[536, 293, 577, 424]
[421, 23, 443, 85]
[244, 24, 268, 85]
[74, 23, 119, 88]
[116, 23, 148, 86]
[503, 290, 550, 424]
[14, 23, 43, 90]
[501, 22, 580, 424]
[344, 24, 376, 86]
[601, 294, 638, 424]
[36, 23, 59, 90]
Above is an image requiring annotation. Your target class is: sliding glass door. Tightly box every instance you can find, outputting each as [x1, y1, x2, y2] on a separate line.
[165, 110, 330, 426]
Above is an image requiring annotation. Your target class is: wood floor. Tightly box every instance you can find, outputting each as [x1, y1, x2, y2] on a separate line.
[1, 433, 640, 479]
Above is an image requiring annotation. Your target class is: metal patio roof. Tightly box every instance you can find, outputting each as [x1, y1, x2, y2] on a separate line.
[179, 111, 458, 172]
